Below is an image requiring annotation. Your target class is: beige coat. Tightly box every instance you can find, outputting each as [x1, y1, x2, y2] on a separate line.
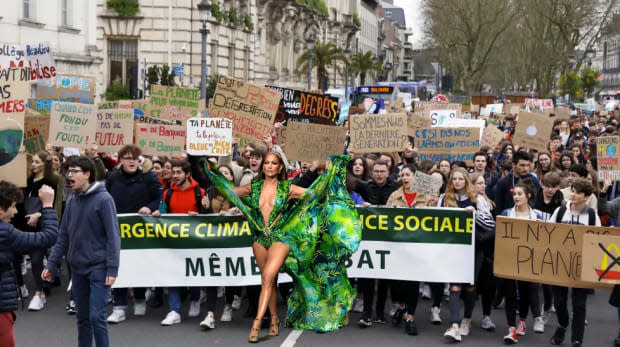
[386, 187, 433, 207]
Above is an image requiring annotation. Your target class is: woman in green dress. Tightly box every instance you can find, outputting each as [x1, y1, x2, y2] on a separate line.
[204, 152, 361, 343]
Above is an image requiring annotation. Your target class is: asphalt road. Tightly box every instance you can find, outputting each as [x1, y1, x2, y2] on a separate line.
[14, 274, 620, 347]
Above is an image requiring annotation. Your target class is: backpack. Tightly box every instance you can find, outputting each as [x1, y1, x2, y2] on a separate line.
[555, 205, 596, 226]
[164, 186, 203, 213]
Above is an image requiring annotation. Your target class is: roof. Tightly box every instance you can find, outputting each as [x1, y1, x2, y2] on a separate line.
[381, 3, 406, 28]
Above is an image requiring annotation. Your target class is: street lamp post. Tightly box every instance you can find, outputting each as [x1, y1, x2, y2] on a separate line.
[307, 34, 315, 91]
[198, 0, 211, 102]
[344, 47, 350, 102]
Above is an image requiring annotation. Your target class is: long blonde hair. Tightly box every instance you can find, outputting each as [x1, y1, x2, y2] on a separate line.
[443, 167, 477, 207]
[469, 172, 495, 208]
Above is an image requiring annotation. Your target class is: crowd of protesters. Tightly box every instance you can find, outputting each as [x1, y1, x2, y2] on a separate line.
[3, 101, 620, 347]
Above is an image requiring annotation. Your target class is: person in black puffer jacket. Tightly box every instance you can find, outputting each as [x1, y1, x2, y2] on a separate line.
[0, 181, 58, 347]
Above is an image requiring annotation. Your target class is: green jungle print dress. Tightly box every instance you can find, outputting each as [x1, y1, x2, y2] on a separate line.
[203, 155, 362, 332]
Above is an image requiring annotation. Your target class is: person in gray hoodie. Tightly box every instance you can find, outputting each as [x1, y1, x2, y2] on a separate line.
[43, 156, 120, 347]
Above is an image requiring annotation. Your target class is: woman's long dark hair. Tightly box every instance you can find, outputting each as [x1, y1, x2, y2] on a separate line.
[259, 151, 287, 181]
[347, 156, 369, 180]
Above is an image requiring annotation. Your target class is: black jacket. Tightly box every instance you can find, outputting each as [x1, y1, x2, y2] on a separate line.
[0, 208, 58, 313]
[493, 171, 540, 215]
[105, 167, 162, 213]
[533, 188, 563, 222]
[354, 179, 399, 205]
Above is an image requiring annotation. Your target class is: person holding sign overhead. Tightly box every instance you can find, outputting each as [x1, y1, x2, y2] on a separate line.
[204, 153, 361, 342]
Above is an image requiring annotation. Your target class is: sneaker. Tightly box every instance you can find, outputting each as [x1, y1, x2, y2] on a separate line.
[459, 319, 471, 336]
[516, 319, 526, 336]
[542, 309, 553, 324]
[444, 325, 462, 342]
[200, 312, 215, 329]
[572, 342, 582, 347]
[134, 300, 146, 316]
[28, 295, 45, 311]
[65, 300, 76, 314]
[161, 311, 182, 326]
[352, 297, 364, 313]
[188, 300, 201, 318]
[392, 307, 405, 326]
[405, 319, 418, 336]
[533, 316, 545, 333]
[504, 327, 518, 344]
[19, 285, 29, 299]
[431, 307, 442, 325]
[221, 304, 233, 322]
[107, 309, 126, 323]
[550, 327, 566, 345]
[374, 315, 386, 324]
[231, 295, 241, 310]
[481, 315, 495, 331]
[421, 284, 431, 300]
[493, 297, 505, 309]
[358, 316, 372, 328]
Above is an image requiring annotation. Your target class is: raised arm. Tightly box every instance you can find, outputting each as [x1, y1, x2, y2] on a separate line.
[233, 183, 252, 199]
[288, 184, 306, 200]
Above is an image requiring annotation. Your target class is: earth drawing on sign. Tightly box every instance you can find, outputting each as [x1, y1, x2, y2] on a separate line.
[0, 117, 24, 167]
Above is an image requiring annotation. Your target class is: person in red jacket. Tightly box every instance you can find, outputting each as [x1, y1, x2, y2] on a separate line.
[152, 160, 210, 327]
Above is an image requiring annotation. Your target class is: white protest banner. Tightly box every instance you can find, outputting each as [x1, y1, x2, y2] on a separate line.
[186, 117, 232, 156]
[94, 109, 134, 152]
[525, 98, 554, 109]
[428, 109, 459, 126]
[411, 171, 443, 195]
[114, 207, 475, 287]
[0, 42, 56, 81]
[48, 102, 97, 148]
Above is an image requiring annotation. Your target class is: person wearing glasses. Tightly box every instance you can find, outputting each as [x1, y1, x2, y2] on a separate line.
[43, 155, 121, 347]
[104, 145, 162, 324]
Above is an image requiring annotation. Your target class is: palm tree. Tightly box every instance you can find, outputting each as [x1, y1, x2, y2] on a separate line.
[296, 41, 346, 92]
[349, 51, 384, 85]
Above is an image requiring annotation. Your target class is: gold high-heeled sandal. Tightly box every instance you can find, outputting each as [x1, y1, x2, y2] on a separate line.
[248, 319, 261, 343]
[269, 317, 280, 336]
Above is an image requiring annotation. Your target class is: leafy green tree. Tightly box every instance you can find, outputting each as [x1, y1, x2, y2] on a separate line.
[206, 74, 220, 101]
[105, 77, 130, 100]
[349, 51, 384, 85]
[146, 64, 176, 92]
[580, 66, 601, 98]
[296, 41, 346, 91]
[557, 70, 581, 100]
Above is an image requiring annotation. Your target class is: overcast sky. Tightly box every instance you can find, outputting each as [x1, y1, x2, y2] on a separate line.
[393, 0, 425, 49]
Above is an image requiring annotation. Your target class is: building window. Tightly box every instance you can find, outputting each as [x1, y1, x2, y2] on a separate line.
[210, 42, 217, 75]
[23, 0, 34, 19]
[108, 39, 138, 98]
[61, 0, 71, 26]
[229, 44, 235, 77]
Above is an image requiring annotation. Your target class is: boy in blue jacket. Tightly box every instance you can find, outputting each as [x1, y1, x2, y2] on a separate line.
[43, 156, 120, 347]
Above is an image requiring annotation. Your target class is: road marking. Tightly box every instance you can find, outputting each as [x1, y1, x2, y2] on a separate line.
[280, 329, 303, 347]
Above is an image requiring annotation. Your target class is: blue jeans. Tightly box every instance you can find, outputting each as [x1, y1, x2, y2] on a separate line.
[168, 287, 200, 314]
[72, 268, 110, 347]
[112, 287, 146, 310]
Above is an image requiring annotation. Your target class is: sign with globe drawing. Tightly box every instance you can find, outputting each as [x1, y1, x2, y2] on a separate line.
[598, 136, 620, 180]
[513, 112, 554, 151]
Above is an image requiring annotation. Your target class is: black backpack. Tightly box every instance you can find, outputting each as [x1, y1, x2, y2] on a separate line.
[555, 205, 596, 226]
[164, 186, 203, 213]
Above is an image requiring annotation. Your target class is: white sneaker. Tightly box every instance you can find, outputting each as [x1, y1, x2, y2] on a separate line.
[188, 300, 201, 318]
[221, 304, 233, 322]
[200, 312, 215, 329]
[107, 309, 126, 323]
[533, 316, 545, 333]
[28, 295, 45, 311]
[459, 319, 471, 336]
[217, 287, 225, 298]
[231, 295, 241, 310]
[353, 297, 364, 313]
[134, 300, 146, 316]
[444, 325, 462, 342]
[161, 311, 182, 326]
[19, 285, 29, 299]
[431, 307, 442, 324]
[421, 284, 431, 300]
[481, 315, 496, 331]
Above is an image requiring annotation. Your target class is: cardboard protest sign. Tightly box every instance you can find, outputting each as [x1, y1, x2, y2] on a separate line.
[0, 67, 30, 113]
[525, 98, 553, 109]
[581, 234, 620, 285]
[414, 101, 462, 114]
[485, 103, 504, 115]
[283, 122, 346, 161]
[48, 102, 97, 148]
[134, 123, 185, 157]
[597, 136, 620, 180]
[24, 110, 50, 154]
[508, 104, 523, 115]
[470, 104, 480, 113]
[267, 86, 339, 125]
[0, 112, 26, 186]
[98, 100, 133, 110]
[481, 125, 506, 150]
[428, 109, 460, 126]
[0, 42, 56, 81]
[349, 113, 408, 152]
[411, 171, 443, 195]
[30, 74, 95, 111]
[512, 112, 553, 151]
[94, 109, 134, 152]
[407, 113, 432, 137]
[148, 85, 201, 120]
[554, 107, 572, 120]
[414, 127, 480, 164]
[186, 117, 232, 156]
[494, 217, 620, 288]
[210, 76, 281, 143]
